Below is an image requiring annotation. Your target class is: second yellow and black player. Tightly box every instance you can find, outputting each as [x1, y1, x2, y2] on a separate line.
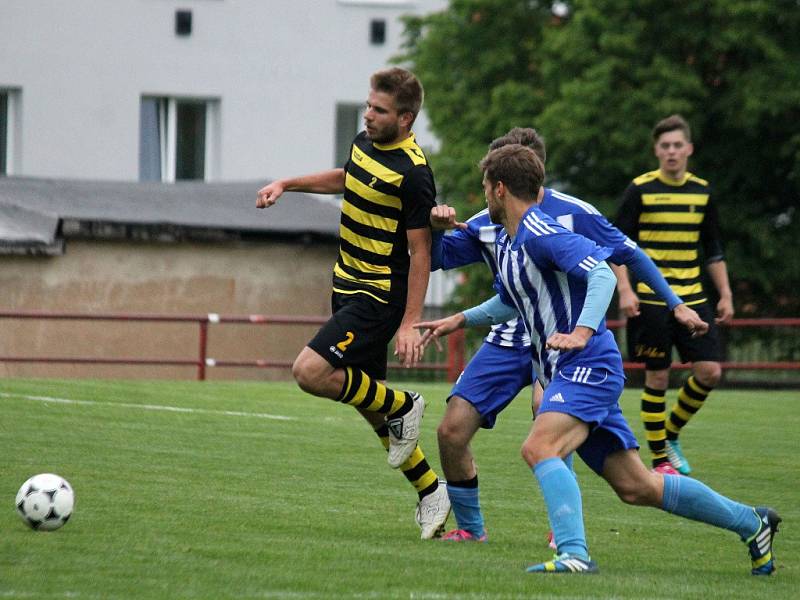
[616, 168, 723, 370]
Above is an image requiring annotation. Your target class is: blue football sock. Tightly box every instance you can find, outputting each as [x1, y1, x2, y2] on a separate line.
[661, 474, 761, 539]
[533, 457, 589, 559]
[446, 484, 485, 537]
[564, 453, 576, 479]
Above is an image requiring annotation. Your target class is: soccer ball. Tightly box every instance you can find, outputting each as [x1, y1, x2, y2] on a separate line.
[15, 473, 75, 531]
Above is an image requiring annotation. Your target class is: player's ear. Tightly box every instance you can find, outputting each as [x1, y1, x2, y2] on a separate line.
[686, 142, 694, 157]
[399, 111, 414, 131]
[496, 181, 506, 198]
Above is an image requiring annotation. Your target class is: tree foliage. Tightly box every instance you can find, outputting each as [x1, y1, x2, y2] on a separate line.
[400, 0, 800, 315]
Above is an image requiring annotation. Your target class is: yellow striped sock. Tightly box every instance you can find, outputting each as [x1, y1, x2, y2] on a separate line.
[667, 375, 711, 439]
[337, 367, 410, 415]
[641, 387, 668, 463]
[375, 424, 438, 498]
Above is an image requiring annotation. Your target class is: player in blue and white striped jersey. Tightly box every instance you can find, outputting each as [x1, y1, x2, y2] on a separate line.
[427, 129, 706, 544]
[416, 144, 779, 575]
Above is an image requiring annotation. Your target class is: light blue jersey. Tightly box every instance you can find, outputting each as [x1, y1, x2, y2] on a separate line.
[435, 188, 640, 350]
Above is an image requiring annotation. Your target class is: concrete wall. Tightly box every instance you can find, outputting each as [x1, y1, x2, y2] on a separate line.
[0, 0, 446, 181]
[0, 239, 338, 380]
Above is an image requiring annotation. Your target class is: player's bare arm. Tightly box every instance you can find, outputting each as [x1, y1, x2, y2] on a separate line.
[413, 312, 466, 351]
[395, 226, 432, 368]
[256, 168, 346, 208]
[545, 326, 594, 351]
[707, 259, 734, 324]
[430, 204, 468, 230]
[610, 263, 640, 318]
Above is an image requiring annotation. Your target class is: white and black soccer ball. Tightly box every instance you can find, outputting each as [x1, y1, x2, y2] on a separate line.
[15, 473, 75, 531]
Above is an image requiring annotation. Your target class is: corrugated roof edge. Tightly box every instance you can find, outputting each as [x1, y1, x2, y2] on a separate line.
[0, 176, 342, 243]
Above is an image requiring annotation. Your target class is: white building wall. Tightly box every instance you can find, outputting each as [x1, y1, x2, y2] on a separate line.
[0, 0, 446, 181]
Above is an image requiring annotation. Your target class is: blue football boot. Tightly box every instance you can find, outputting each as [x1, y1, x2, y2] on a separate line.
[665, 439, 692, 475]
[526, 553, 598, 574]
[745, 507, 781, 576]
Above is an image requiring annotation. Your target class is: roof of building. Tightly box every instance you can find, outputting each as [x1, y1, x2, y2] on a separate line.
[0, 176, 341, 254]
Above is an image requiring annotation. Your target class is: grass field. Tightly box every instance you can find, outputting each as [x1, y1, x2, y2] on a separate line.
[0, 378, 797, 599]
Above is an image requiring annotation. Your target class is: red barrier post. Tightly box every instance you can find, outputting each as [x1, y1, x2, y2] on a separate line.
[197, 319, 209, 381]
[447, 329, 465, 383]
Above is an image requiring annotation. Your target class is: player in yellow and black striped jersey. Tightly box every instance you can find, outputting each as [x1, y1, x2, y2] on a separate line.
[256, 67, 450, 539]
[614, 115, 734, 475]
[334, 129, 436, 306]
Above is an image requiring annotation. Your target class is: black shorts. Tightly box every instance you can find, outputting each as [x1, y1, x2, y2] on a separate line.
[626, 301, 721, 370]
[307, 292, 405, 380]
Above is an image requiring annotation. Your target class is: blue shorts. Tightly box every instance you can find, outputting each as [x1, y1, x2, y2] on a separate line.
[539, 363, 639, 475]
[450, 342, 532, 429]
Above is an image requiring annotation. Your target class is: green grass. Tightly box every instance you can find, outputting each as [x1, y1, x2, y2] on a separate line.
[0, 378, 797, 599]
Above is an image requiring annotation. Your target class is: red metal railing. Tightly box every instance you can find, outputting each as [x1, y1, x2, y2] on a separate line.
[0, 311, 798, 380]
[0, 310, 458, 380]
[606, 318, 800, 371]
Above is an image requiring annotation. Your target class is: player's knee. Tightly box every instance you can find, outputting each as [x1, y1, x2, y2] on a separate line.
[695, 363, 721, 387]
[437, 420, 455, 447]
[437, 420, 467, 450]
[292, 354, 319, 394]
[645, 370, 669, 390]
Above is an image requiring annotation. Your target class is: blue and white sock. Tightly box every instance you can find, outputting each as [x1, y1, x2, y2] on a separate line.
[661, 474, 761, 539]
[534, 457, 589, 559]
[446, 483, 485, 537]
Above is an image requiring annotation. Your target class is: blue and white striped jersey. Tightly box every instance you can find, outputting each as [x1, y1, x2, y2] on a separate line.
[540, 188, 638, 263]
[494, 205, 615, 386]
[436, 188, 637, 348]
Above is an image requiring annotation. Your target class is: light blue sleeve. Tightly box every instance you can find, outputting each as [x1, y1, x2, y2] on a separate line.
[463, 294, 519, 327]
[626, 247, 683, 310]
[575, 262, 616, 331]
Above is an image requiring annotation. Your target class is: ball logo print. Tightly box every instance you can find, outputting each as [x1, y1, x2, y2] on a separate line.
[15, 473, 75, 531]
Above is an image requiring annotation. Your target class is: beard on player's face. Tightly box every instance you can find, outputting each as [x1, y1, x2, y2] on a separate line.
[366, 121, 400, 144]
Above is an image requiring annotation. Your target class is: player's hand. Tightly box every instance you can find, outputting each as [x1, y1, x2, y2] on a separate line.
[394, 325, 424, 368]
[715, 296, 734, 324]
[256, 181, 285, 208]
[618, 289, 640, 318]
[430, 204, 468, 231]
[412, 313, 466, 352]
[545, 326, 594, 351]
[673, 304, 709, 337]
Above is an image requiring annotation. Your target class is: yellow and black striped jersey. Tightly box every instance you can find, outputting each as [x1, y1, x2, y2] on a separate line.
[334, 131, 436, 305]
[615, 169, 724, 306]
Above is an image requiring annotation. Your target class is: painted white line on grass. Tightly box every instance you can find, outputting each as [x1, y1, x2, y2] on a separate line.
[0, 392, 296, 421]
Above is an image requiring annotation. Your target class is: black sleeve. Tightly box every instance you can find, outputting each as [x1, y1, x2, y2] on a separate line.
[701, 192, 725, 263]
[401, 165, 437, 230]
[614, 183, 642, 239]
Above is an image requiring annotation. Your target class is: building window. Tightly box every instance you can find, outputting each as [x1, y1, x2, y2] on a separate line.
[139, 96, 219, 182]
[0, 89, 20, 176]
[370, 19, 386, 45]
[334, 103, 366, 168]
[0, 93, 7, 176]
[175, 10, 193, 36]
